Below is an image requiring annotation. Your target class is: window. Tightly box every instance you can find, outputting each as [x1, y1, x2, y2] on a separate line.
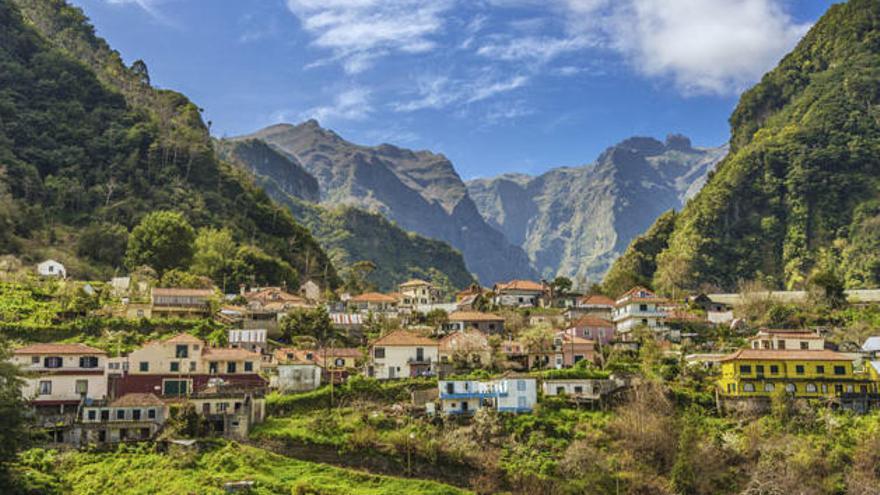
[306, 353, 314, 361]
[39, 381, 52, 395]
[218, 402, 228, 412]
[821, 384, 828, 393]
[87, 410, 96, 421]
[334, 358, 345, 367]
[574, 386, 583, 394]
[175, 345, 188, 358]
[244, 361, 253, 372]
[189, 361, 196, 372]
[75, 380, 88, 395]
[739, 365, 752, 374]
[800, 341, 809, 350]
[44, 356, 63, 369]
[101, 410, 110, 421]
[227, 362, 237, 373]
[416, 347, 424, 362]
[795, 365, 805, 375]
[556, 387, 565, 395]
[516, 380, 526, 391]
[374, 347, 385, 359]
[31, 356, 39, 364]
[743, 383, 755, 392]
[805, 383, 817, 393]
[639, 304, 648, 312]
[170, 362, 180, 372]
[770, 365, 779, 374]
[132, 409, 141, 420]
[778, 340, 786, 350]
[764, 383, 775, 392]
[785, 383, 796, 393]
[79, 356, 99, 368]
[446, 382, 454, 394]
[816, 365, 825, 374]
[574, 355, 584, 363]
[109, 362, 120, 370]
[518, 396, 528, 409]
[163, 379, 189, 396]
[116, 409, 125, 420]
[846, 385, 854, 393]
[756, 365, 765, 374]
[148, 409, 156, 419]
[834, 366, 846, 375]
[139, 362, 149, 372]
[209, 362, 218, 374]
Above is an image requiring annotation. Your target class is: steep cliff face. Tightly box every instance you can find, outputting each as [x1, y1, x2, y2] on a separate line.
[468, 136, 727, 284]
[217, 138, 476, 291]
[605, 0, 880, 292]
[236, 122, 538, 285]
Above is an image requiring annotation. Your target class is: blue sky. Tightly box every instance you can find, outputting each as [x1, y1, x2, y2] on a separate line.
[71, 0, 835, 179]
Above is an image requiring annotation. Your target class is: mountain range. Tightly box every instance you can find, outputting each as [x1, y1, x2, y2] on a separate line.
[467, 136, 727, 284]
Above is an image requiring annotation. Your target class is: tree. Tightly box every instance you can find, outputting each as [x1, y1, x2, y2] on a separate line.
[520, 323, 556, 370]
[76, 222, 128, 267]
[551, 276, 573, 295]
[130, 59, 150, 85]
[343, 260, 376, 294]
[807, 268, 847, 310]
[230, 245, 298, 290]
[0, 339, 29, 486]
[191, 228, 237, 290]
[160, 269, 213, 289]
[281, 307, 339, 345]
[125, 211, 195, 275]
[425, 308, 448, 329]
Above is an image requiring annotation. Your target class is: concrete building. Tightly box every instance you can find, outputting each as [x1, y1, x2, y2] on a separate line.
[438, 376, 537, 415]
[612, 286, 668, 335]
[443, 311, 504, 334]
[369, 330, 438, 379]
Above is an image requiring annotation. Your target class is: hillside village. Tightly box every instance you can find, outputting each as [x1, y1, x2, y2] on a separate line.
[10, 257, 880, 454]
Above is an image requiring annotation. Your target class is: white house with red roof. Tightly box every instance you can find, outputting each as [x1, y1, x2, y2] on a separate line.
[492, 280, 548, 308]
[369, 330, 438, 379]
[612, 286, 669, 334]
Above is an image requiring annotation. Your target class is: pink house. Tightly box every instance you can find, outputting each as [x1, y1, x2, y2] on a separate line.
[564, 316, 615, 345]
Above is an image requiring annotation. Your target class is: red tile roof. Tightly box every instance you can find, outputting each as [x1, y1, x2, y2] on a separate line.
[166, 334, 204, 345]
[573, 315, 614, 328]
[719, 349, 852, 362]
[495, 280, 545, 292]
[399, 279, 431, 288]
[439, 330, 489, 352]
[152, 288, 214, 297]
[578, 295, 615, 307]
[447, 311, 504, 322]
[372, 330, 437, 347]
[351, 292, 398, 303]
[110, 393, 165, 407]
[14, 343, 106, 355]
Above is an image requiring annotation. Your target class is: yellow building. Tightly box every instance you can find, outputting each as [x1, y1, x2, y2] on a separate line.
[718, 349, 875, 398]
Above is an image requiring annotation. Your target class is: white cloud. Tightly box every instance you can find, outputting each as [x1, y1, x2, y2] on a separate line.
[549, 0, 811, 95]
[285, 0, 455, 74]
[477, 34, 596, 64]
[392, 73, 529, 112]
[300, 88, 373, 122]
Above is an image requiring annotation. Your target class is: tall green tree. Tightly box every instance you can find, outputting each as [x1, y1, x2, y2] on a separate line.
[0, 339, 29, 487]
[191, 227, 237, 290]
[125, 211, 195, 275]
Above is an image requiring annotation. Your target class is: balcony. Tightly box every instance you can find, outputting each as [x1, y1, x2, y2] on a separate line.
[407, 357, 433, 365]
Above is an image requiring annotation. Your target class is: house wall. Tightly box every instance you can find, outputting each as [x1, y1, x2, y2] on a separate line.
[718, 359, 872, 398]
[496, 378, 537, 412]
[494, 291, 542, 307]
[21, 373, 107, 403]
[371, 345, 439, 379]
[275, 364, 322, 392]
[749, 337, 824, 351]
[126, 342, 206, 374]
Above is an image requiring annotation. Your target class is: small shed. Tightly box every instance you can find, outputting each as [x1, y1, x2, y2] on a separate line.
[37, 259, 66, 278]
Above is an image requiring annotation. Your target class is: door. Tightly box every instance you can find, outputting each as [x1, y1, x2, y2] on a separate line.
[461, 401, 469, 413]
[388, 367, 396, 379]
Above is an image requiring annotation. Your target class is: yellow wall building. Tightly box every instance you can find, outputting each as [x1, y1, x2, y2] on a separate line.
[718, 349, 875, 398]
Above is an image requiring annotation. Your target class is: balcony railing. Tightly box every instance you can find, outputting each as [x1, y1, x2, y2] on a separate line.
[408, 357, 433, 365]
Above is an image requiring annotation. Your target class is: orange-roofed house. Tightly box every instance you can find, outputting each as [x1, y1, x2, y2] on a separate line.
[568, 294, 615, 320]
[398, 279, 441, 307]
[438, 330, 490, 374]
[492, 280, 548, 308]
[348, 292, 399, 313]
[748, 329, 825, 351]
[612, 286, 669, 335]
[564, 315, 616, 345]
[80, 393, 167, 444]
[369, 330, 438, 379]
[443, 311, 505, 335]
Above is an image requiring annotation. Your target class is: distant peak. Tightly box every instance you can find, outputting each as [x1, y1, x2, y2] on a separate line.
[616, 136, 666, 156]
[665, 134, 693, 152]
[300, 119, 322, 129]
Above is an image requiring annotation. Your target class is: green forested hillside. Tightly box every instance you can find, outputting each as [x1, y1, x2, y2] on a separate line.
[605, 0, 880, 293]
[218, 140, 476, 292]
[0, 0, 338, 287]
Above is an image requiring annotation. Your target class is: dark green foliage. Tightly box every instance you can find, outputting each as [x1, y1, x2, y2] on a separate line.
[607, 0, 880, 291]
[75, 222, 128, 267]
[280, 306, 338, 345]
[0, 339, 29, 489]
[125, 211, 195, 274]
[602, 210, 676, 296]
[0, 0, 338, 288]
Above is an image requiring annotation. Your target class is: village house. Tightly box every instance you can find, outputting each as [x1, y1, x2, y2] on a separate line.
[438, 375, 537, 415]
[862, 337, 880, 360]
[12, 343, 108, 442]
[228, 329, 268, 354]
[612, 286, 669, 336]
[443, 311, 505, 334]
[564, 315, 615, 346]
[398, 279, 441, 307]
[115, 334, 266, 398]
[455, 284, 484, 303]
[166, 383, 266, 439]
[717, 349, 874, 402]
[150, 287, 215, 319]
[369, 330, 438, 379]
[348, 292, 399, 314]
[687, 293, 734, 324]
[271, 348, 323, 392]
[552, 333, 597, 368]
[438, 330, 490, 376]
[492, 280, 548, 308]
[542, 377, 625, 407]
[748, 329, 825, 351]
[239, 286, 312, 331]
[500, 339, 529, 370]
[37, 259, 66, 279]
[79, 393, 167, 445]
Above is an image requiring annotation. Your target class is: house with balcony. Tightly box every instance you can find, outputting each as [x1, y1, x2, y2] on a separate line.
[115, 333, 265, 398]
[438, 375, 537, 415]
[542, 377, 625, 407]
[612, 286, 669, 336]
[717, 349, 874, 408]
[348, 292, 399, 314]
[748, 329, 825, 351]
[11, 343, 109, 442]
[492, 280, 548, 308]
[443, 311, 504, 335]
[150, 288, 215, 319]
[398, 279, 441, 307]
[369, 330, 438, 379]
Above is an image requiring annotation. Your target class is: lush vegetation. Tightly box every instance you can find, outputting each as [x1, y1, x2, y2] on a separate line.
[10, 442, 469, 495]
[0, 0, 338, 288]
[605, 0, 880, 293]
